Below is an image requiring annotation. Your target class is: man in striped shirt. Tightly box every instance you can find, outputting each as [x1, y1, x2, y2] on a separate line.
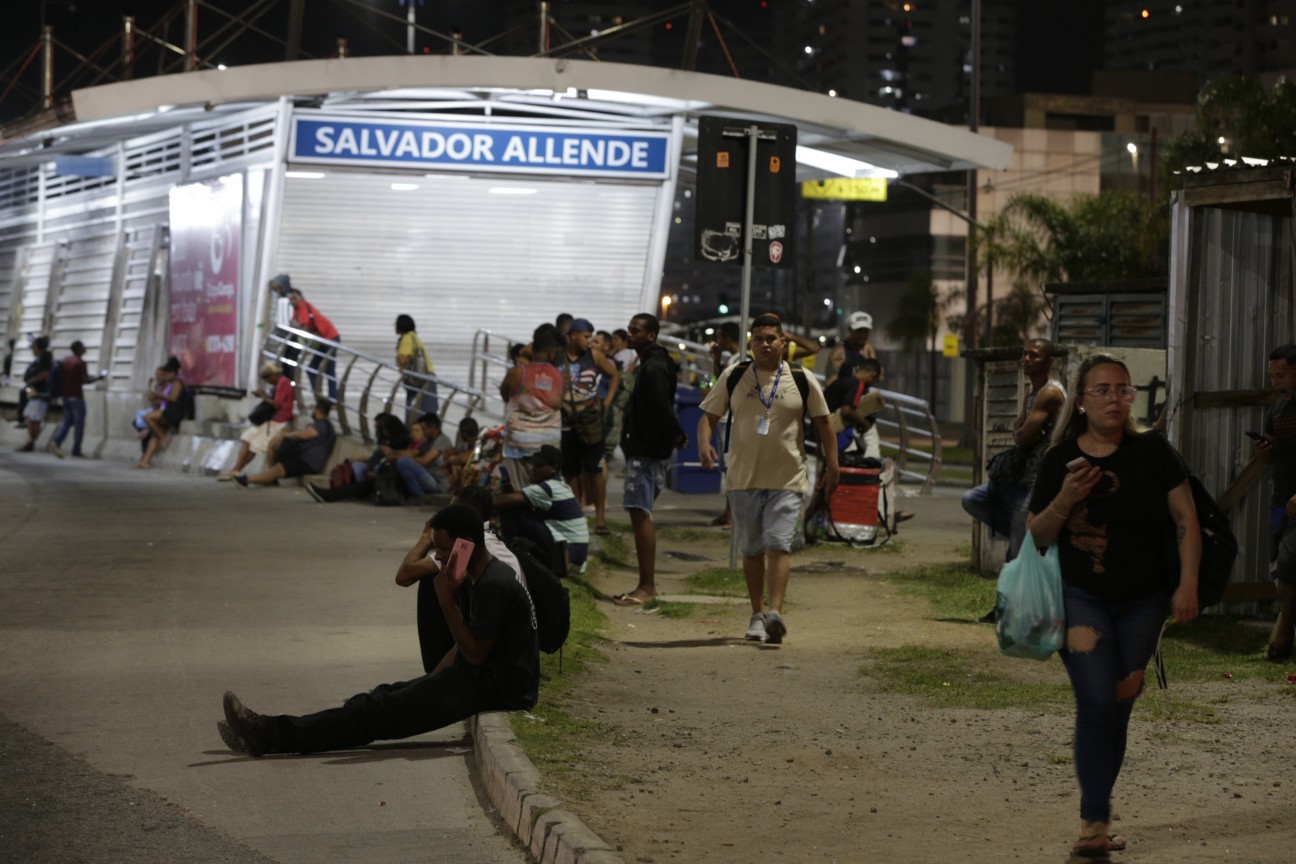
[495, 444, 589, 577]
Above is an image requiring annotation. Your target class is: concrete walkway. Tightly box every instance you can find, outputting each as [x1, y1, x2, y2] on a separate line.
[0, 448, 530, 863]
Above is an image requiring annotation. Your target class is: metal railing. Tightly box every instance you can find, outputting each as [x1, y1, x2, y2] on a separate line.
[261, 324, 485, 445]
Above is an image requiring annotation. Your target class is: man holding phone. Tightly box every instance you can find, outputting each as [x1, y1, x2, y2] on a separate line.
[1256, 343, 1296, 662]
[216, 505, 539, 756]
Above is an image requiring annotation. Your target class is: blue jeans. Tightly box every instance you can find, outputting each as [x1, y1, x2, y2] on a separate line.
[1059, 583, 1166, 824]
[305, 344, 338, 401]
[53, 396, 86, 454]
[962, 482, 1031, 561]
[395, 456, 442, 497]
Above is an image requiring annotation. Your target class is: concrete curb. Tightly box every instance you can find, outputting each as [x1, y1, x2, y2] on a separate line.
[472, 712, 624, 864]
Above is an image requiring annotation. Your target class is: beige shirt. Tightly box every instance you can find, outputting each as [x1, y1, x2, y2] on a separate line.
[701, 361, 830, 494]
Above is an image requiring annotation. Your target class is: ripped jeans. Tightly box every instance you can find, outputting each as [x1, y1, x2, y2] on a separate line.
[1059, 583, 1166, 824]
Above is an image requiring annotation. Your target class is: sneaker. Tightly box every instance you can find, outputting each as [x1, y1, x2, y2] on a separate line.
[306, 483, 328, 503]
[47, 441, 64, 458]
[764, 610, 787, 644]
[233, 475, 249, 488]
[745, 612, 767, 642]
[216, 719, 249, 754]
[222, 691, 273, 757]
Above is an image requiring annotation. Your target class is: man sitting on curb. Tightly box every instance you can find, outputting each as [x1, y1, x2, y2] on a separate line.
[218, 504, 538, 756]
[494, 443, 589, 577]
[232, 400, 336, 488]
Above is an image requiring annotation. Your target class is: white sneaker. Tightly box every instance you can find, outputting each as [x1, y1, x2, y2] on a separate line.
[745, 612, 767, 642]
[764, 610, 787, 644]
[47, 441, 65, 458]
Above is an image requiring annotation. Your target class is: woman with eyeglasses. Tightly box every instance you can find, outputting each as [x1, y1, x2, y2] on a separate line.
[1024, 353, 1201, 858]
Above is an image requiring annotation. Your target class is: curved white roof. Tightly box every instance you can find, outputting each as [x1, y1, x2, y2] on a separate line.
[53, 56, 1010, 178]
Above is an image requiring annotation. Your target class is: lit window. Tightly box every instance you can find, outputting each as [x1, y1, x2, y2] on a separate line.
[901, 35, 917, 47]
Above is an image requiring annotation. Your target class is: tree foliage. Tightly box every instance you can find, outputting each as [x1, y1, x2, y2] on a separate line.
[1161, 75, 1296, 186]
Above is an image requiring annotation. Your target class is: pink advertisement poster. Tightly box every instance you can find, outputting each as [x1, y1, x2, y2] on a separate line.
[168, 174, 242, 389]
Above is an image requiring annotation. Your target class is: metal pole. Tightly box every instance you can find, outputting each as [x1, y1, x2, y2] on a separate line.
[539, 2, 550, 55]
[184, 0, 198, 72]
[728, 125, 760, 571]
[286, 0, 305, 61]
[40, 25, 53, 109]
[407, 3, 416, 54]
[122, 16, 135, 80]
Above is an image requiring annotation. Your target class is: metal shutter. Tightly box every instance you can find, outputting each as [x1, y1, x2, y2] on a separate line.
[274, 170, 660, 391]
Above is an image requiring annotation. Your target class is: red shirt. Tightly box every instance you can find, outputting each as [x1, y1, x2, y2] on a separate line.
[272, 375, 295, 422]
[60, 355, 89, 399]
[291, 300, 339, 341]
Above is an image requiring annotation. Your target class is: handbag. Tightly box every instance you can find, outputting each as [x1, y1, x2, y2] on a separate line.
[994, 531, 1065, 661]
[986, 445, 1029, 489]
[371, 462, 406, 506]
[248, 400, 276, 426]
[571, 401, 605, 446]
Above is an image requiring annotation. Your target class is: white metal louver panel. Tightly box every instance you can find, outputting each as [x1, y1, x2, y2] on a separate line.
[274, 170, 659, 392]
[47, 231, 118, 365]
[103, 223, 163, 389]
[15, 242, 56, 348]
[0, 241, 21, 347]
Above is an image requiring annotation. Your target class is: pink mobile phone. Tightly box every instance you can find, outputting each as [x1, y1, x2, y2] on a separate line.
[447, 537, 475, 581]
[1066, 457, 1090, 472]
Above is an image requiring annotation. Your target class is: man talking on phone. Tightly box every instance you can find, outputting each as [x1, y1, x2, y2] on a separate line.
[216, 504, 539, 756]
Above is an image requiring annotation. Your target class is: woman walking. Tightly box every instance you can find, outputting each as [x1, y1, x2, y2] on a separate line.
[1024, 353, 1200, 857]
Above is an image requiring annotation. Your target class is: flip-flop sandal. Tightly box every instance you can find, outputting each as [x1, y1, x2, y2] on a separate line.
[1072, 834, 1125, 857]
[611, 593, 647, 606]
[594, 525, 611, 536]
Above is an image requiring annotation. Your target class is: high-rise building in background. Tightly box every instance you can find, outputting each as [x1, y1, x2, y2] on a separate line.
[1103, 0, 1296, 84]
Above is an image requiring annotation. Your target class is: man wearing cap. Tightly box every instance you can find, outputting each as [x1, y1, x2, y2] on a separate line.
[697, 313, 839, 644]
[495, 443, 589, 577]
[559, 318, 620, 535]
[838, 310, 878, 379]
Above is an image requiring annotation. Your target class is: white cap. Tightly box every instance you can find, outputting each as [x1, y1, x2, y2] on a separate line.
[847, 310, 873, 331]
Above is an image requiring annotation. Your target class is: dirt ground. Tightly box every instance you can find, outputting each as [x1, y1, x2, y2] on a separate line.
[540, 492, 1293, 864]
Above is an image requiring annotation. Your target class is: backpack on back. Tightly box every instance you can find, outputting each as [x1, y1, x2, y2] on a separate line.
[504, 536, 571, 655]
[722, 360, 811, 453]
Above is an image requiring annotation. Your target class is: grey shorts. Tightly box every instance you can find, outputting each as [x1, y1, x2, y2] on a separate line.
[23, 398, 49, 423]
[622, 456, 668, 514]
[728, 488, 803, 556]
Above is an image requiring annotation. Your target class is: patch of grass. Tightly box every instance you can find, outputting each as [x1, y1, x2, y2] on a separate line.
[595, 530, 631, 568]
[941, 445, 975, 465]
[860, 645, 1072, 710]
[1156, 616, 1274, 683]
[885, 563, 998, 620]
[683, 566, 746, 597]
[649, 600, 697, 619]
[658, 525, 722, 543]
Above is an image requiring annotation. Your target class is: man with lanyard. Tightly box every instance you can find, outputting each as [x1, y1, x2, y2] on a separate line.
[1256, 343, 1296, 662]
[285, 285, 341, 401]
[697, 313, 839, 644]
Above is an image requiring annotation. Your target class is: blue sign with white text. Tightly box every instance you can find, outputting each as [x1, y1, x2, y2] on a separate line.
[290, 115, 672, 179]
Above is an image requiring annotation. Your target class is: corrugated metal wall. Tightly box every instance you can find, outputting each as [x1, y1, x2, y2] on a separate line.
[274, 170, 661, 389]
[1170, 192, 1295, 612]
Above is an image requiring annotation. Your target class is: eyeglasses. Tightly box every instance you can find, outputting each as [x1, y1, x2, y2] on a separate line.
[1084, 385, 1138, 403]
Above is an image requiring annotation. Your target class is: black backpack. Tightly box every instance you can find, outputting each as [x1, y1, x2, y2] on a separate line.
[504, 537, 571, 655]
[722, 360, 811, 453]
[46, 358, 63, 399]
[1163, 440, 1237, 609]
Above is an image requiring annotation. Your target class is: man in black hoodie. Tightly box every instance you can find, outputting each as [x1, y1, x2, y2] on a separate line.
[611, 313, 686, 605]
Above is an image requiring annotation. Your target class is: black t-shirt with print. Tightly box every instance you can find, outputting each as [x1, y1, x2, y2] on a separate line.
[1029, 432, 1186, 602]
[1264, 398, 1296, 508]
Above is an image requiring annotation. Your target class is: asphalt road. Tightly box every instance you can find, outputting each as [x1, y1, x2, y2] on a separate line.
[0, 449, 530, 864]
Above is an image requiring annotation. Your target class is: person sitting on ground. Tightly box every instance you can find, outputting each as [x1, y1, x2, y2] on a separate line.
[395, 486, 524, 674]
[137, 357, 187, 469]
[219, 363, 295, 481]
[306, 412, 410, 503]
[388, 412, 453, 499]
[233, 400, 336, 488]
[444, 417, 481, 492]
[494, 443, 589, 577]
[16, 336, 53, 453]
[217, 504, 539, 757]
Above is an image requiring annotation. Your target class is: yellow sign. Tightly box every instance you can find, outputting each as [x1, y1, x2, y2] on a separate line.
[800, 177, 888, 202]
[942, 333, 960, 358]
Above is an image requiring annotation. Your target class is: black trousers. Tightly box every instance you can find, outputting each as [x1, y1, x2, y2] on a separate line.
[269, 665, 499, 754]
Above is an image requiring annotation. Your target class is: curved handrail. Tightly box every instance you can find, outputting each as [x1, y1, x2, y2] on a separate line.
[261, 325, 485, 445]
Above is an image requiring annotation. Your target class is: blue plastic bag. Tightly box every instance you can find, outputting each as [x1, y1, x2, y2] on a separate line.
[994, 532, 1064, 661]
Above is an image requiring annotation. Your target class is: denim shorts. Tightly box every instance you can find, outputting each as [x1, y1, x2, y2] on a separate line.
[622, 456, 668, 514]
[728, 488, 803, 556]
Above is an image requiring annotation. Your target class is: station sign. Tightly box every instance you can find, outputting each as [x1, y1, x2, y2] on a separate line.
[289, 113, 672, 179]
